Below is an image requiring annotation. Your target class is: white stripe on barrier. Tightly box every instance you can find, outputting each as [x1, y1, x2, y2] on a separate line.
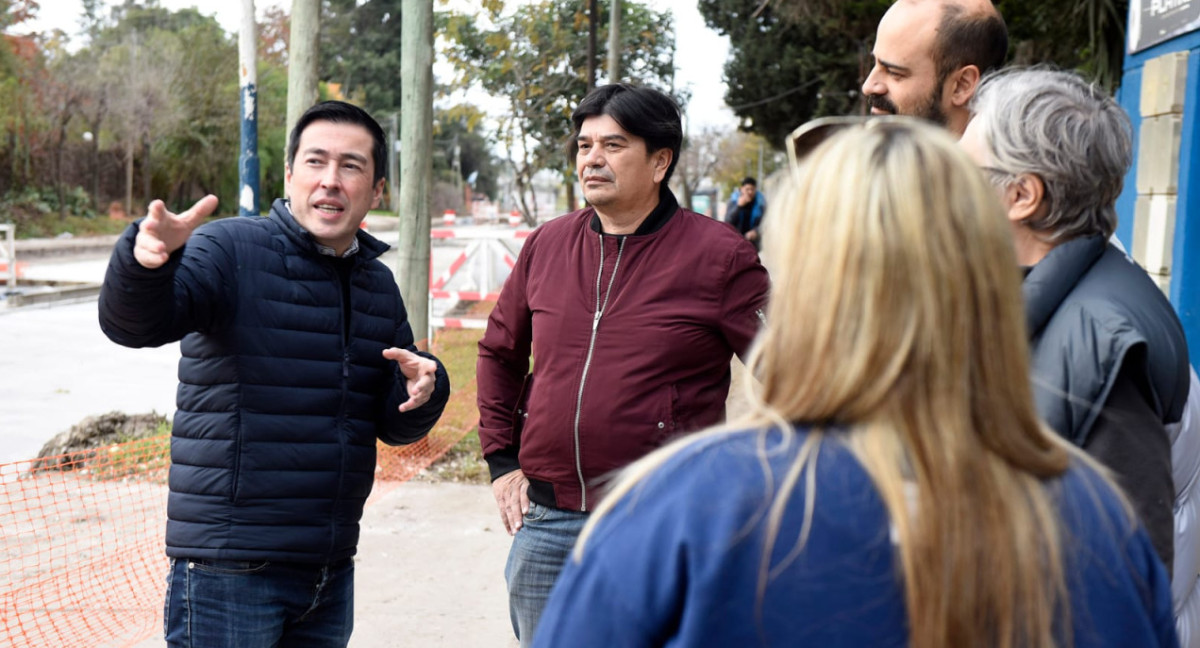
[430, 317, 490, 330]
[431, 290, 501, 301]
[431, 229, 531, 240]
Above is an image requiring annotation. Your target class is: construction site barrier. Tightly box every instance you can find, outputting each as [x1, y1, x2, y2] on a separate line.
[0, 334, 478, 648]
[1, 223, 17, 290]
[429, 228, 529, 335]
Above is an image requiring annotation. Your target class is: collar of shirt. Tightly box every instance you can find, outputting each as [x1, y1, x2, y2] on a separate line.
[285, 200, 360, 258]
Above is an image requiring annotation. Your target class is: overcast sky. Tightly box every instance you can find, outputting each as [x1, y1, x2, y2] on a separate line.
[24, 0, 737, 130]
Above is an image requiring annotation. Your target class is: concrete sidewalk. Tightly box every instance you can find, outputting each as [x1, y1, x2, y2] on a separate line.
[132, 481, 516, 648]
[0, 295, 518, 647]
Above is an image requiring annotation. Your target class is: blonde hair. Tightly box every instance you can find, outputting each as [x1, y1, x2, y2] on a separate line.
[579, 119, 1082, 647]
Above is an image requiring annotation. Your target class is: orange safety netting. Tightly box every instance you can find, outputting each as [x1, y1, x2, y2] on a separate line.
[0, 340, 478, 647]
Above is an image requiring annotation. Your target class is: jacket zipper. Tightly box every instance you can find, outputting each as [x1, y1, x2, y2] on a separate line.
[572, 235, 625, 511]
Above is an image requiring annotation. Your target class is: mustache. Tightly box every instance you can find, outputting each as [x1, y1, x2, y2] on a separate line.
[582, 171, 614, 182]
[866, 93, 898, 114]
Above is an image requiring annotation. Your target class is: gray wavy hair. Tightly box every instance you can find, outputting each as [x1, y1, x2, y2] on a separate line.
[970, 68, 1132, 241]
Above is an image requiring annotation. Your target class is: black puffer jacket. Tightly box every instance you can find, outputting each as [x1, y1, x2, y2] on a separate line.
[1024, 235, 1189, 444]
[99, 198, 449, 563]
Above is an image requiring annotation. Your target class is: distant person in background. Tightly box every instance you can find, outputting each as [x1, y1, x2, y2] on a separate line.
[533, 116, 1177, 648]
[99, 100, 450, 647]
[724, 176, 766, 250]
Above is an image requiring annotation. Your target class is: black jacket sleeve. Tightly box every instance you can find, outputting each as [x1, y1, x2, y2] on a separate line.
[376, 282, 451, 446]
[1083, 353, 1175, 573]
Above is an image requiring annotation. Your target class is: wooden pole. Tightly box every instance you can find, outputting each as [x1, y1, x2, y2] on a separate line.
[398, 0, 434, 342]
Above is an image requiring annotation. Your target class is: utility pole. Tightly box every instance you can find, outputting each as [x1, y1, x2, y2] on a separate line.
[239, 0, 260, 216]
[587, 0, 598, 92]
[607, 0, 621, 83]
[398, 0, 434, 342]
[286, 0, 320, 150]
[388, 112, 399, 211]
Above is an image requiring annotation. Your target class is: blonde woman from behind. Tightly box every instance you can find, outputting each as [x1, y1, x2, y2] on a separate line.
[531, 118, 1177, 648]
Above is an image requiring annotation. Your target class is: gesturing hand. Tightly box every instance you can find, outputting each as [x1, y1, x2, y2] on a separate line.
[134, 195, 219, 269]
[382, 347, 438, 412]
[492, 469, 530, 536]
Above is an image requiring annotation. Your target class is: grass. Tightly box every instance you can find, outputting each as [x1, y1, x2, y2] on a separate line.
[421, 326, 489, 484]
[16, 214, 132, 239]
[33, 323, 491, 485]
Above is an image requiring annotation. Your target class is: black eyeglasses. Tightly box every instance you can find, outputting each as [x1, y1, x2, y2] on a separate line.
[785, 115, 915, 169]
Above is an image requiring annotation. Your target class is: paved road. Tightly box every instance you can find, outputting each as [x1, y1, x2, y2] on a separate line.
[0, 224, 524, 467]
[0, 299, 180, 466]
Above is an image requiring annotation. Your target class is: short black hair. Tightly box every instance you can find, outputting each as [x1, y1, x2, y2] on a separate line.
[933, 4, 1008, 84]
[570, 83, 683, 185]
[287, 101, 387, 185]
[741, 177, 758, 187]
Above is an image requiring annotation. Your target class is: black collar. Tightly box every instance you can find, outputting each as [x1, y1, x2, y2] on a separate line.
[1022, 235, 1107, 337]
[589, 187, 679, 236]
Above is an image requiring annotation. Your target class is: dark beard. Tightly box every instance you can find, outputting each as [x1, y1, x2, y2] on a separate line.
[866, 85, 948, 127]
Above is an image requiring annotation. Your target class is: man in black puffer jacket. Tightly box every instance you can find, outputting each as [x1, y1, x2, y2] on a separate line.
[99, 101, 450, 647]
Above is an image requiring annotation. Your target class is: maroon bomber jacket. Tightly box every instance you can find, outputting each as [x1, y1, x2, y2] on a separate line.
[477, 196, 769, 511]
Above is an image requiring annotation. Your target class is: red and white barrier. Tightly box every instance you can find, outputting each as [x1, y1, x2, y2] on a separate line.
[442, 209, 457, 227]
[508, 210, 522, 227]
[428, 226, 529, 334]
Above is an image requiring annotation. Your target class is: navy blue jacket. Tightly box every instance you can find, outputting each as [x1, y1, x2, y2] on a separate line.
[99, 199, 449, 563]
[535, 427, 1178, 647]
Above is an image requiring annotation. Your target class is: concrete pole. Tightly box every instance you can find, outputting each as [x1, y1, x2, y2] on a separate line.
[398, 0, 433, 343]
[286, 0, 320, 153]
[388, 112, 399, 212]
[607, 0, 620, 83]
[587, 0, 598, 92]
[239, 0, 260, 216]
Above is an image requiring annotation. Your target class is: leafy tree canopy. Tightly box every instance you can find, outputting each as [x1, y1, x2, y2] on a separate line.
[706, 0, 1129, 150]
[321, 0, 404, 116]
[443, 0, 677, 221]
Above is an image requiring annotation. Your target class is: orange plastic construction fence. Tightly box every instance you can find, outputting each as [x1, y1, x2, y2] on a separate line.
[0, 393, 476, 647]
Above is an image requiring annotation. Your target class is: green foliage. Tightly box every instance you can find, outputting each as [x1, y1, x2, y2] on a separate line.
[321, 0, 404, 115]
[443, 0, 677, 222]
[434, 105, 502, 201]
[997, 0, 1128, 90]
[0, 185, 134, 239]
[707, 0, 1131, 149]
[86, 433, 171, 482]
[424, 328, 489, 484]
[699, 0, 887, 150]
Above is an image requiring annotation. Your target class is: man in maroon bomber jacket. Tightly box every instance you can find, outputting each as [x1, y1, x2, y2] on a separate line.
[476, 83, 770, 647]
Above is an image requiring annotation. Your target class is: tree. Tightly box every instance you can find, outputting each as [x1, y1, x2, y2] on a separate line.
[673, 124, 728, 212]
[699, 0, 884, 150]
[320, 0, 404, 115]
[997, 0, 1128, 90]
[443, 0, 677, 225]
[434, 104, 502, 202]
[709, 0, 1131, 151]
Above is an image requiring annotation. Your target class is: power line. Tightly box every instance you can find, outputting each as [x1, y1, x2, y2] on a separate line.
[720, 79, 825, 112]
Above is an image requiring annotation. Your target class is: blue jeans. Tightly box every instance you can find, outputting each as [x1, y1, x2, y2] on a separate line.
[163, 557, 354, 648]
[504, 501, 589, 648]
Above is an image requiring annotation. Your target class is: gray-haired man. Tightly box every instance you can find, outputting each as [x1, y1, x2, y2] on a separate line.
[959, 67, 1190, 579]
